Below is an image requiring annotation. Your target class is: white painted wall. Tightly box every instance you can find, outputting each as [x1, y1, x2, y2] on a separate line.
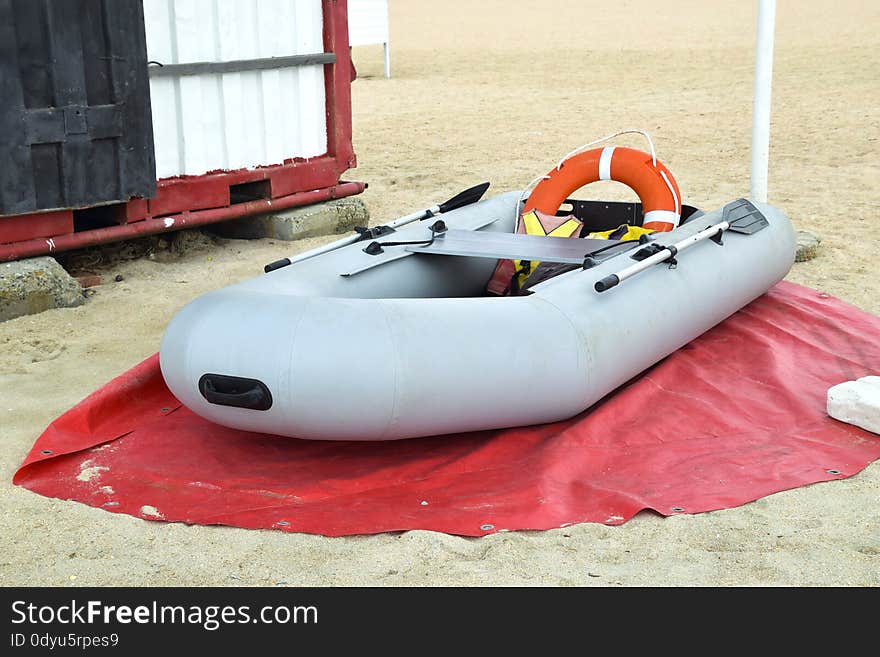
[348, 0, 390, 77]
[348, 0, 388, 46]
[144, 0, 328, 179]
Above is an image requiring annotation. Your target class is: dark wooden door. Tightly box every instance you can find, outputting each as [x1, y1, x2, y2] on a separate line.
[0, 0, 155, 216]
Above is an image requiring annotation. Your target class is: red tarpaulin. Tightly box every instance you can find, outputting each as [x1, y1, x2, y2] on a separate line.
[13, 281, 880, 536]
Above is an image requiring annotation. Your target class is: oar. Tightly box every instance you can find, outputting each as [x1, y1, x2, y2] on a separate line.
[263, 182, 491, 272]
[594, 198, 770, 293]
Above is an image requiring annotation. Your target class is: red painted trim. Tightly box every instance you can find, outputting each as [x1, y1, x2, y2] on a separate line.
[149, 177, 231, 218]
[268, 158, 339, 198]
[0, 210, 73, 244]
[323, 0, 356, 172]
[0, 181, 366, 262]
[123, 198, 149, 223]
[148, 155, 343, 217]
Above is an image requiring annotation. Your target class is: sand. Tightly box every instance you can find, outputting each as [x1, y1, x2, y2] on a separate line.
[1, 0, 878, 587]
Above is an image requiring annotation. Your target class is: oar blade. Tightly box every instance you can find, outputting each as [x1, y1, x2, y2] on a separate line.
[438, 182, 491, 214]
[723, 198, 770, 235]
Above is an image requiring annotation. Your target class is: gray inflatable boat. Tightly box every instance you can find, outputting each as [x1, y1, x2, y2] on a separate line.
[159, 190, 795, 441]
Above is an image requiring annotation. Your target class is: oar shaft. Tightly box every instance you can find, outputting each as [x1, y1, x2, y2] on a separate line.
[286, 206, 436, 267]
[662, 221, 729, 259]
[389, 205, 441, 229]
[262, 181, 490, 273]
[595, 221, 730, 292]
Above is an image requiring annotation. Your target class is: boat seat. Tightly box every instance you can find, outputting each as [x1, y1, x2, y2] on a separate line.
[406, 229, 626, 264]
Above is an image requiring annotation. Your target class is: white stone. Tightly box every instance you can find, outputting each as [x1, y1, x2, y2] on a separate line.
[827, 376, 880, 435]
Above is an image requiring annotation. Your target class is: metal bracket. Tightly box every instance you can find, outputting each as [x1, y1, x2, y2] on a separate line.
[148, 53, 336, 78]
[630, 242, 667, 261]
[353, 225, 395, 242]
[63, 107, 88, 135]
[363, 241, 385, 255]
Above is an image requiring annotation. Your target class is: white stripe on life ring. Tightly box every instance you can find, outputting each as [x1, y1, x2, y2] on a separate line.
[643, 209, 680, 229]
[599, 146, 616, 181]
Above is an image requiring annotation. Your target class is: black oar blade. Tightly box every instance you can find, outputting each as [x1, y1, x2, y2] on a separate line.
[438, 182, 490, 214]
[723, 198, 770, 235]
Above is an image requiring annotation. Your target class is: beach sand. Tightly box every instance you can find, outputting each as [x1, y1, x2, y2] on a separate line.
[1, 0, 878, 586]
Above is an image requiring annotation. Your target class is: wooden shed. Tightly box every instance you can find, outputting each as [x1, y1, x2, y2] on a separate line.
[0, 0, 364, 262]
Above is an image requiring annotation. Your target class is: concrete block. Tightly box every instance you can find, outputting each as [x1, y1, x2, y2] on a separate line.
[827, 375, 880, 435]
[0, 256, 84, 322]
[795, 230, 821, 262]
[209, 197, 370, 241]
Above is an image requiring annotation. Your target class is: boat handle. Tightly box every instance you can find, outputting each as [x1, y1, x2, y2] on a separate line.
[594, 274, 621, 292]
[198, 374, 273, 411]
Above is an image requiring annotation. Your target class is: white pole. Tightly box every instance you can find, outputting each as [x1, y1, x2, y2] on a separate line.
[750, 0, 776, 203]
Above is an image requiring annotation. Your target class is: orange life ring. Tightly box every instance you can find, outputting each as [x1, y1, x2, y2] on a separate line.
[525, 146, 682, 232]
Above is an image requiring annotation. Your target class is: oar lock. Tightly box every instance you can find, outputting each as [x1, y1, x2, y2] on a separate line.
[353, 225, 396, 242]
[632, 243, 679, 269]
[363, 220, 448, 256]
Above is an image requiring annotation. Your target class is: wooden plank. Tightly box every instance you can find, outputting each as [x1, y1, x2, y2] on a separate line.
[2, 0, 155, 216]
[29, 143, 64, 210]
[45, 0, 91, 207]
[23, 108, 65, 144]
[0, 0, 37, 214]
[43, 1, 88, 106]
[81, 0, 113, 106]
[90, 138, 121, 201]
[11, 0, 53, 109]
[13, 0, 64, 211]
[87, 105, 124, 140]
[102, 0, 156, 199]
[23, 105, 122, 145]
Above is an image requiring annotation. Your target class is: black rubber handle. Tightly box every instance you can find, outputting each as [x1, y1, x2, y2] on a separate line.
[264, 258, 291, 273]
[594, 274, 620, 293]
[198, 374, 273, 411]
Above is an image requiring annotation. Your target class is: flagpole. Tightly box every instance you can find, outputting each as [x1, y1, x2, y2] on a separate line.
[750, 0, 777, 203]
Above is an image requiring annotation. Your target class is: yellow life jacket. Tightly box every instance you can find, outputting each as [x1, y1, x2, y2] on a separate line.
[586, 224, 655, 241]
[486, 209, 582, 296]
